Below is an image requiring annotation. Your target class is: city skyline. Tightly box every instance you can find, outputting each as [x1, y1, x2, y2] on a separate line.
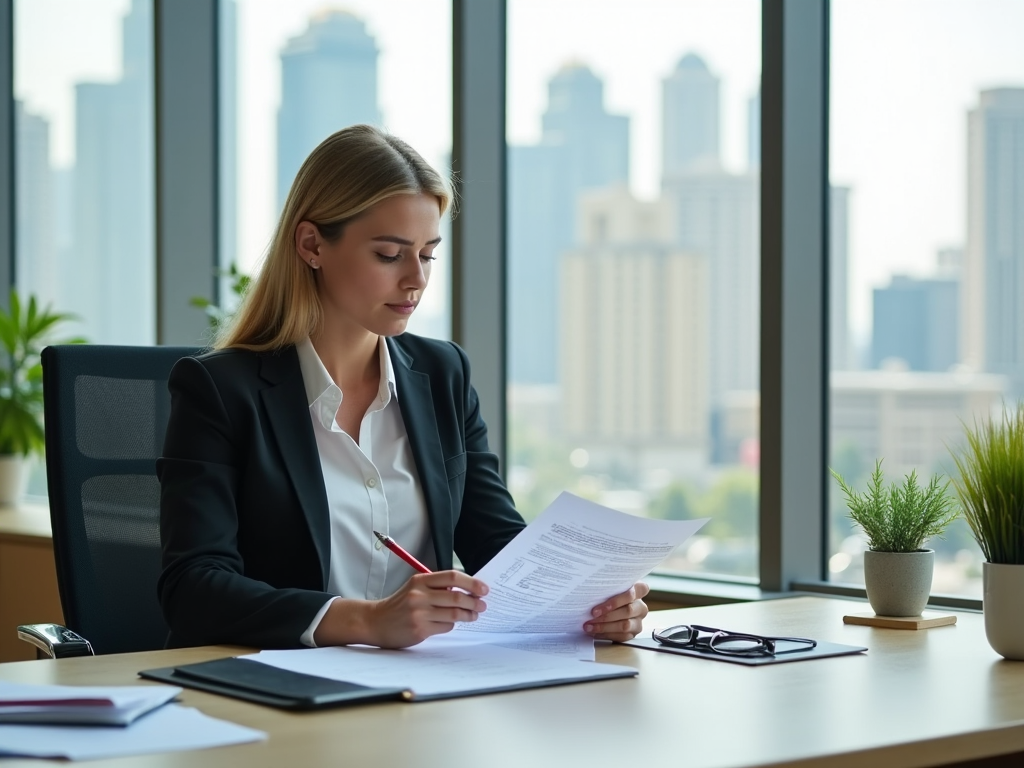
[8, 0, 1023, 598]
[12, 2, 1023, 368]
[14, 1, 1024, 345]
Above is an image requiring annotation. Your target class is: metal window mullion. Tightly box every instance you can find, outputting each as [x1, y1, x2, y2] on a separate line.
[155, 0, 218, 345]
[452, 0, 507, 471]
[760, 0, 829, 591]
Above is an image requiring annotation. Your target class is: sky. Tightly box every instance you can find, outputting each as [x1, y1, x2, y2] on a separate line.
[13, 0, 1024, 344]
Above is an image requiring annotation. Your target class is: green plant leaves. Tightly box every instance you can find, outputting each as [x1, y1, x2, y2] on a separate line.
[950, 407, 1024, 565]
[190, 263, 251, 330]
[830, 459, 960, 553]
[0, 289, 84, 456]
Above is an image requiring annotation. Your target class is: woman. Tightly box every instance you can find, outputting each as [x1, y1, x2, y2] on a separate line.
[157, 124, 649, 650]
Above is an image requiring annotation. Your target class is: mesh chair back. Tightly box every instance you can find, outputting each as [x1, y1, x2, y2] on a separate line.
[42, 345, 201, 655]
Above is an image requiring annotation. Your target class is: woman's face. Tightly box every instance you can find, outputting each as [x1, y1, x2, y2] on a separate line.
[300, 192, 441, 339]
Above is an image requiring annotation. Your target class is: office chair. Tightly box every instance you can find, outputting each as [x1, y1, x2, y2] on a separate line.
[17, 344, 201, 658]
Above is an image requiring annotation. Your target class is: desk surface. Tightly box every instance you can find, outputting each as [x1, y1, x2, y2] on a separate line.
[0, 596, 1022, 768]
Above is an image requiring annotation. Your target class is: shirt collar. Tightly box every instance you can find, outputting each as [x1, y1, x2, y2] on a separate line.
[295, 337, 398, 430]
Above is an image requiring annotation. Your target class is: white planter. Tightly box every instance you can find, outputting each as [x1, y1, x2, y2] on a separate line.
[0, 455, 28, 506]
[863, 549, 934, 617]
[983, 562, 1024, 660]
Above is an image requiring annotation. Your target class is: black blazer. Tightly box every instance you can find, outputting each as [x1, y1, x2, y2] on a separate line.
[157, 333, 526, 649]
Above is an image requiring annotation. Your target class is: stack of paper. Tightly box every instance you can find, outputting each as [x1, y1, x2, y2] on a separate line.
[0, 704, 266, 761]
[0, 682, 180, 726]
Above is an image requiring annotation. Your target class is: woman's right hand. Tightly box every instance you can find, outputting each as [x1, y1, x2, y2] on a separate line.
[314, 570, 488, 649]
[367, 570, 489, 648]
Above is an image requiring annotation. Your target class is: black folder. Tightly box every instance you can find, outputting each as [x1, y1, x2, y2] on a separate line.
[139, 657, 411, 710]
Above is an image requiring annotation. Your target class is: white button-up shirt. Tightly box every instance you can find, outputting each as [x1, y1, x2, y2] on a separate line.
[296, 337, 436, 646]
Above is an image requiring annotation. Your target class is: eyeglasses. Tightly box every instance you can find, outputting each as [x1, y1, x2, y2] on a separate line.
[651, 624, 817, 657]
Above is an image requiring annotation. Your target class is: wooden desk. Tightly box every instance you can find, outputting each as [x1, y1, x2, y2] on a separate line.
[0, 596, 1022, 768]
[0, 502, 64, 662]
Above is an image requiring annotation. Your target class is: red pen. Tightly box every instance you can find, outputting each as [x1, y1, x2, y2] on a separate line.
[373, 530, 432, 574]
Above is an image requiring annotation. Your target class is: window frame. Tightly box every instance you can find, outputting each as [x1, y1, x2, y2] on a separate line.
[0, 0, 982, 611]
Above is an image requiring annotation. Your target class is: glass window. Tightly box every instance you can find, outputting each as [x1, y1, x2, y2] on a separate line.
[829, 0, 1024, 597]
[222, 0, 452, 339]
[14, 0, 155, 345]
[507, 0, 762, 579]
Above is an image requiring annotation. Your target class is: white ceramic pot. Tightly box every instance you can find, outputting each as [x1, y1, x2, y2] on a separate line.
[983, 562, 1024, 660]
[863, 549, 934, 617]
[0, 455, 28, 506]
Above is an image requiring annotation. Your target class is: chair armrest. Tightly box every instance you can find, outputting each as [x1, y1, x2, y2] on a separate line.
[17, 623, 94, 659]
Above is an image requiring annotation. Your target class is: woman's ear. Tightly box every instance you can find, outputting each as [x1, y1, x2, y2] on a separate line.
[295, 221, 321, 268]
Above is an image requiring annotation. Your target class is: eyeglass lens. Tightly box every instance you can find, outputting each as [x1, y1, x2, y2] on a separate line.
[652, 624, 815, 656]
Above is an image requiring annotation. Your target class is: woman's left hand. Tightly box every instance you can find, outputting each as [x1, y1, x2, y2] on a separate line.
[583, 582, 650, 642]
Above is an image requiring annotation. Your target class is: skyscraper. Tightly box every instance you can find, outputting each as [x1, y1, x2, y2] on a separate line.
[747, 87, 761, 171]
[871, 275, 959, 372]
[15, 102, 55, 308]
[964, 88, 1024, 393]
[661, 52, 757, 408]
[561, 186, 708, 471]
[70, 0, 154, 344]
[541, 64, 630, 194]
[509, 63, 629, 384]
[220, 0, 239, 276]
[830, 186, 853, 370]
[663, 172, 759, 401]
[277, 10, 381, 210]
[662, 53, 721, 176]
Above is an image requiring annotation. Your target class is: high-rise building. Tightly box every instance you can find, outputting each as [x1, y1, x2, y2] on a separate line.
[964, 88, 1024, 392]
[747, 87, 761, 171]
[937, 246, 963, 279]
[662, 53, 721, 176]
[277, 10, 381, 210]
[662, 172, 759, 401]
[70, 0, 154, 344]
[509, 63, 629, 385]
[830, 369, 1005, 481]
[661, 51, 757, 411]
[871, 275, 959, 372]
[561, 186, 708, 473]
[15, 102, 55, 307]
[541, 64, 630, 193]
[831, 185, 853, 370]
[220, 0, 238, 277]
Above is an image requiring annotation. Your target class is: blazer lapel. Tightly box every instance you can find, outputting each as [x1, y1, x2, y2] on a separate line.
[258, 348, 332, 587]
[388, 339, 454, 570]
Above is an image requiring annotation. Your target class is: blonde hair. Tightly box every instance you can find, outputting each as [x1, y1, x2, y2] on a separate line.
[217, 124, 452, 351]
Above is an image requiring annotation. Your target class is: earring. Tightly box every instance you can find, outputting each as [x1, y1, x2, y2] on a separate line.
[309, 259, 318, 269]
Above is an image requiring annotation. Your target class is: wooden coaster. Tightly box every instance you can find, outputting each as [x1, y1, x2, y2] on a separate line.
[843, 612, 957, 630]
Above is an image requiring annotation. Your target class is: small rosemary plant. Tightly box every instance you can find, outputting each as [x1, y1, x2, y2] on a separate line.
[830, 460, 959, 553]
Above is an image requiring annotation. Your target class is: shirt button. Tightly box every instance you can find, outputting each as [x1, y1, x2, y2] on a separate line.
[366, 477, 377, 488]
[374, 537, 383, 550]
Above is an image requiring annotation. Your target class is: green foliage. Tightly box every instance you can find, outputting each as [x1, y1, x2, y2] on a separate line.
[648, 482, 697, 521]
[190, 263, 251, 329]
[507, 418, 584, 522]
[949, 406, 1024, 565]
[830, 460, 959, 553]
[696, 470, 758, 540]
[0, 291, 84, 456]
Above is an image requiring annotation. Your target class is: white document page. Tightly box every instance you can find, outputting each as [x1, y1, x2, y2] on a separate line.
[245, 642, 635, 700]
[0, 704, 265, 761]
[0, 681, 181, 726]
[464, 492, 707, 633]
[428, 628, 596, 661]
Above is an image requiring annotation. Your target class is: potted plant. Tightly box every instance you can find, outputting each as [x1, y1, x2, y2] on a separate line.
[831, 460, 959, 617]
[0, 290, 83, 504]
[950, 406, 1024, 660]
[189, 263, 250, 332]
